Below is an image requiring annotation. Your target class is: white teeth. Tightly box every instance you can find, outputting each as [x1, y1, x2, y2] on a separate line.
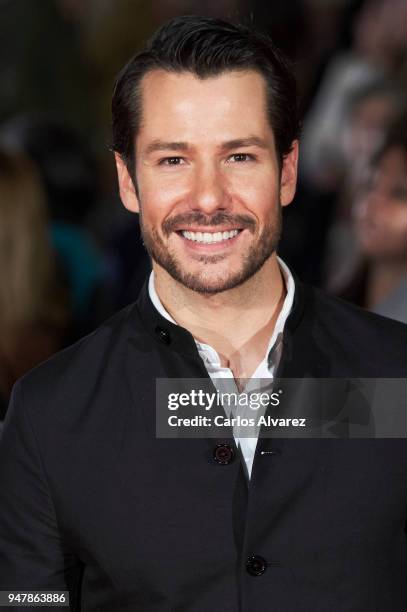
[181, 229, 239, 243]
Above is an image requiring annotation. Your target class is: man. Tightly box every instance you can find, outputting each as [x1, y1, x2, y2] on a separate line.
[1, 15, 407, 612]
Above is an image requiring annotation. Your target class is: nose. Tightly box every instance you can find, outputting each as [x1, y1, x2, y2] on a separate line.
[190, 162, 230, 214]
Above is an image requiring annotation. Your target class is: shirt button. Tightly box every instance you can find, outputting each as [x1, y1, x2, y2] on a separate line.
[213, 443, 235, 465]
[246, 555, 267, 576]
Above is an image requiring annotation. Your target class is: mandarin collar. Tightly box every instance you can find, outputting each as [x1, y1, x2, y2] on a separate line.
[134, 269, 306, 357]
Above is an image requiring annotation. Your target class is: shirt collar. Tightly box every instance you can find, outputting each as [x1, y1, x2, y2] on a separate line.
[148, 256, 295, 364]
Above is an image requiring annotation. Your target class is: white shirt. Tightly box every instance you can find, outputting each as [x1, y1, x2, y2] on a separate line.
[149, 257, 295, 478]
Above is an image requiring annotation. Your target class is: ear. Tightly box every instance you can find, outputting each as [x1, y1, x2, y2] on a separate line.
[280, 140, 299, 207]
[115, 153, 140, 213]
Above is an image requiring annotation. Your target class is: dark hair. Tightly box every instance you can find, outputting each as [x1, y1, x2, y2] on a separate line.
[111, 15, 300, 173]
[373, 111, 407, 165]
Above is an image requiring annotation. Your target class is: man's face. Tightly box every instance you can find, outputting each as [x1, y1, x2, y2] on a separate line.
[116, 69, 298, 294]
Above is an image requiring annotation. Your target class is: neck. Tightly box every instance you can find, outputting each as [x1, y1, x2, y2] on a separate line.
[153, 254, 286, 378]
[366, 258, 407, 309]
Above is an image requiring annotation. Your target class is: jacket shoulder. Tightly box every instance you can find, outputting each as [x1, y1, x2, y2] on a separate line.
[310, 285, 407, 334]
[304, 284, 407, 374]
[15, 302, 146, 400]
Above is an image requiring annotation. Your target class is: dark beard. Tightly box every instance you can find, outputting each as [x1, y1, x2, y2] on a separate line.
[138, 208, 282, 294]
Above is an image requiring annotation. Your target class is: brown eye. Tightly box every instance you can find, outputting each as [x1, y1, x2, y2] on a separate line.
[228, 153, 255, 163]
[160, 157, 184, 165]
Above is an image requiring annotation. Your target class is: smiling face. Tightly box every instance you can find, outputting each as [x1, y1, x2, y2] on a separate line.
[115, 69, 298, 294]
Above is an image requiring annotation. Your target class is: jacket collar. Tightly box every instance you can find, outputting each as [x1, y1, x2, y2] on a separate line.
[134, 269, 307, 359]
[135, 278, 200, 357]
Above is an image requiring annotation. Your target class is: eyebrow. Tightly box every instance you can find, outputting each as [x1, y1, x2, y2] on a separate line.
[220, 137, 269, 151]
[143, 136, 269, 156]
[144, 141, 189, 155]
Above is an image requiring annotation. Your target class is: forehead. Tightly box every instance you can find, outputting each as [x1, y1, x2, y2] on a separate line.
[137, 69, 272, 145]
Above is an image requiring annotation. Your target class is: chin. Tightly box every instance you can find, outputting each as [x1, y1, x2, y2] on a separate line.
[168, 266, 259, 295]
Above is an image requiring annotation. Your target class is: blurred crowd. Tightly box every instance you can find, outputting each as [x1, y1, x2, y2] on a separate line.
[0, 0, 406, 421]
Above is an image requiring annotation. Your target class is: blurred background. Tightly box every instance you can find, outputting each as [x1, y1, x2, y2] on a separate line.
[0, 0, 406, 421]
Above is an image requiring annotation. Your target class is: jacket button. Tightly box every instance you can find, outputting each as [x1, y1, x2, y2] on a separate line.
[246, 555, 267, 576]
[213, 443, 234, 465]
[155, 326, 171, 345]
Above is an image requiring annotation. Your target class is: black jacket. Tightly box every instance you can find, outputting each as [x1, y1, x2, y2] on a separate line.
[1, 279, 407, 611]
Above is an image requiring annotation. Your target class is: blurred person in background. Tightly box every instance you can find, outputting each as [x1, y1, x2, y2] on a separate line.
[0, 115, 114, 340]
[0, 150, 70, 424]
[337, 113, 407, 324]
[323, 79, 405, 288]
[340, 81, 405, 191]
[301, 0, 407, 192]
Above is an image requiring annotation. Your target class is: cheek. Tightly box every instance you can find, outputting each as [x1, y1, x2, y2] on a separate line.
[388, 224, 407, 246]
[138, 178, 187, 224]
[228, 172, 280, 210]
[383, 205, 407, 237]
[137, 164, 280, 220]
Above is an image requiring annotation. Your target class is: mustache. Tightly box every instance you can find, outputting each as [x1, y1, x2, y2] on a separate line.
[162, 212, 256, 236]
